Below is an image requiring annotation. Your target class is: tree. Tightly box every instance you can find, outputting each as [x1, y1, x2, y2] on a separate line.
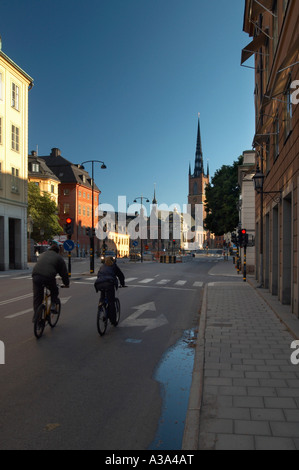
[28, 182, 63, 243]
[204, 156, 243, 236]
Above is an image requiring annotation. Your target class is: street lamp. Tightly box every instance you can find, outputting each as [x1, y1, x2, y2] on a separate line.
[253, 165, 281, 287]
[80, 160, 107, 273]
[133, 195, 150, 262]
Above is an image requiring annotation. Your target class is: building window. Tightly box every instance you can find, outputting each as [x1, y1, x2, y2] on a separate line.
[78, 205, 81, 215]
[63, 203, 70, 215]
[31, 163, 39, 172]
[283, 0, 289, 14]
[51, 184, 55, 194]
[265, 138, 270, 174]
[273, 113, 279, 160]
[64, 188, 69, 195]
[11, 125, 20, 151]
[273, 1, 278, 52]
[11, 82, 19, 110]
[284, 79, 293, 139]
[11, 167, 19, 193]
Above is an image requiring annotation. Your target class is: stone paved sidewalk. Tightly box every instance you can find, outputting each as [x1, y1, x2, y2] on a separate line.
[183, 260, 299, 450]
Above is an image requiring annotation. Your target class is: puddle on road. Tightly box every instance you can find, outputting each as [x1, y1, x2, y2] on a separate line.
[149, 329, 197, 450]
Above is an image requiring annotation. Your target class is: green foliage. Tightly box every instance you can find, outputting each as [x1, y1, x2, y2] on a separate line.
[204, 156, 242, 236]
[28, 182, 63, 242]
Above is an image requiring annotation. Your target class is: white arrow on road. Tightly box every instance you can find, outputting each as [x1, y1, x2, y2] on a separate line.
[120, 301, 168, 332]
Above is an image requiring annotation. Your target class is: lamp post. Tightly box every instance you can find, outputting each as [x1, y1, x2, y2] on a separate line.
[133, 195, 150, 262]
[80, 160, 107, 273]
[253, 165, 281, 287]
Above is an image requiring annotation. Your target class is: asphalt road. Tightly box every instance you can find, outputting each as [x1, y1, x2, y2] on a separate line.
[0, 256, 220, 450]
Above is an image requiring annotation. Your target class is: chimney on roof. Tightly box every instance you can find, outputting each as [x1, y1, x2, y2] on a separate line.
[50, 148, 61, 157]
[31, 150, 37, 157]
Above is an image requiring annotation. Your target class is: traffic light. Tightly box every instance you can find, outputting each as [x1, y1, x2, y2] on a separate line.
[64, 217, 74, 239]
[239, 228, 248, 248]
[86, 227, 91, 237]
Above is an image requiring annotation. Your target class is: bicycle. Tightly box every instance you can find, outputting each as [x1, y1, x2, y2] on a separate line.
[33, 285, 65, 339]
[97, 287, 124, 336]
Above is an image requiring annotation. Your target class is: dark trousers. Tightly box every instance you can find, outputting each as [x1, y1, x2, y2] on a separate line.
[99, 281, 116, 324]
[32, 274, 58, 314]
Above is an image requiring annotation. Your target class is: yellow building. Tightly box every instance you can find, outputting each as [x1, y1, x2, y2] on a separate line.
[28, 151, 60, 205]
[0, 39, 33, 270]
[107, 231, 130, 258]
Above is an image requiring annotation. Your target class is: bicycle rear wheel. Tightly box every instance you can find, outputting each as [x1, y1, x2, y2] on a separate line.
[49, 298, 61, 328]
[114, 298, 120, 326]
[34, 304, 46, 339]
[97, 305, 108, 336]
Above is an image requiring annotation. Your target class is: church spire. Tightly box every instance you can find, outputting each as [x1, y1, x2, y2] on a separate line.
[152, 184, 157, 205]
[194, 116, 204, 177]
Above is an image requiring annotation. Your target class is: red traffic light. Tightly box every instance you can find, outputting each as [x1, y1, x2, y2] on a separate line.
[241, 229, 246, 234]
[66, 217, 72, 224]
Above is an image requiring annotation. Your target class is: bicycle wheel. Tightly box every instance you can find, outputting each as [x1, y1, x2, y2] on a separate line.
[114, 298, 120, 326]
[49, 298, 61, 328]
[97, 304, 108, 336]
[34, 304, 46, 339]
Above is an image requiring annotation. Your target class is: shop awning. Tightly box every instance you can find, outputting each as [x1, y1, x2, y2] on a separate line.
[271, 36, 299, 97]
[241, 32, 267, 65]
[251, 0, 275, 18]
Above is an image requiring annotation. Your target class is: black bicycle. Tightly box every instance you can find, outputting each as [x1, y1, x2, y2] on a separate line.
[33, 285, 65, 339]
[97, 288, 122, 336]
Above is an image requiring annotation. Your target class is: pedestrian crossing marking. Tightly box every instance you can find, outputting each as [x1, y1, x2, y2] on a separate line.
[124, 278, 203, 288]
[157, 279, 171, 285]
[73, 277, 204, 290]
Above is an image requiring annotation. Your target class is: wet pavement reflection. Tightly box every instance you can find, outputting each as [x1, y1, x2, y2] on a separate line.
[149, 329, 196, 450]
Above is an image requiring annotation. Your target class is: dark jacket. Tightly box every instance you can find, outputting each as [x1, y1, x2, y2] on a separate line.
[94, 263, 125, 292]
[32, 250, 70, 287]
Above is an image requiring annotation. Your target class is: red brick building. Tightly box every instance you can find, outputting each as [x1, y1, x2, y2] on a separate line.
[40, 148, 101, 256]
[242, 0, 299, 316]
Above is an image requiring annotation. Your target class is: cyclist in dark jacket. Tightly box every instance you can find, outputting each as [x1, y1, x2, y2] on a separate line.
[94, 257, 125, 325]
[32, 244, 69, 317]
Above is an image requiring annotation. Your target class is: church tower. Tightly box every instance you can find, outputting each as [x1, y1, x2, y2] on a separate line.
[188, 117, 209, 246]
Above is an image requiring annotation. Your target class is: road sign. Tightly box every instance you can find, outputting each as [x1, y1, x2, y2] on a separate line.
[63, 240, 75, 252]
[132, 240, 138, 247]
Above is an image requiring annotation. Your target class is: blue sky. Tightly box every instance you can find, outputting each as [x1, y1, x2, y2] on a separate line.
[1, 0, 255, 212]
